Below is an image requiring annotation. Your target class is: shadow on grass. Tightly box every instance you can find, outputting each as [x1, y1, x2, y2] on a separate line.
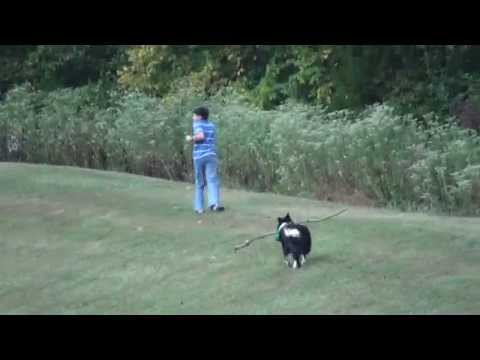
[306, 254, 338, 266]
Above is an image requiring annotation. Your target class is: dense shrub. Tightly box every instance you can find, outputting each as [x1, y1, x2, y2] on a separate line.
[268, 104, 480, 215]
[1, 84, 479, 215]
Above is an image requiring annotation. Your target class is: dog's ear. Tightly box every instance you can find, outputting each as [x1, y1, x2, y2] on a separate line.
[277, 217, 283, 223]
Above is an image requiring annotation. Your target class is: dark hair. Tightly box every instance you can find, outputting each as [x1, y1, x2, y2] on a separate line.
[193, 106, 209, 120]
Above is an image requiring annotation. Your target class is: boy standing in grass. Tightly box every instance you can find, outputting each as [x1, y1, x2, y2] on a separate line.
[186, 107, 225, 214]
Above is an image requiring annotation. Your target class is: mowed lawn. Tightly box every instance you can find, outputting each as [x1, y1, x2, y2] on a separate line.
[0, 163, 479, 315]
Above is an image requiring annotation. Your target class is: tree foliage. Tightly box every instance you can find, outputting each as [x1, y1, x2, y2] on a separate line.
[0, 45, 126, 95]
[115, 45, 480, 116]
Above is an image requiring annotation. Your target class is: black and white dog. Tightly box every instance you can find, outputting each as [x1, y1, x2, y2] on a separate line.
[277, 213, 312, 269]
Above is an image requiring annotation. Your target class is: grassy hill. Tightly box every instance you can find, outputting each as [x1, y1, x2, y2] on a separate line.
[1, 163, 479, 314]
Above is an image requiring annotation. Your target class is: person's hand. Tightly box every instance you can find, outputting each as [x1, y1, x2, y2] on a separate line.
[185, 135, 193, 143]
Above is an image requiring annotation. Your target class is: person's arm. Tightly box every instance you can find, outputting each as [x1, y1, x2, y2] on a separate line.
[186, 133, 205, 143]
[186, 124, 206, 143]
[193, 132, 205, 142]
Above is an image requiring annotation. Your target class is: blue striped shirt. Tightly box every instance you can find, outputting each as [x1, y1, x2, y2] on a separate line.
[193, 120, 217, 160]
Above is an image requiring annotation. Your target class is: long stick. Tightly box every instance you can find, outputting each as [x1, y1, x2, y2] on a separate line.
[297, 208, 348, 226]
[234, 231, 277, 252]
[234, 208, 348, 252]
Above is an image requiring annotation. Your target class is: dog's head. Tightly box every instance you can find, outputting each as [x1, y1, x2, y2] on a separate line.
[277, 213, 293, 227]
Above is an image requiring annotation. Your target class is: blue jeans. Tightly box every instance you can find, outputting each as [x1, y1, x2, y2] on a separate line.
[194, 155, 221, 212]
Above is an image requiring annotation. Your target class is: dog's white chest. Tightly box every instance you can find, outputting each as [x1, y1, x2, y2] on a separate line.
[283, 228, 301, 238]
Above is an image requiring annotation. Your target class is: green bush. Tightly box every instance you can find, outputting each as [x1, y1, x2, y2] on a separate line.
[0, 84, 42, 162]
[213, 101, 278, 191]
[104, 90, 194, 179]
[1, 84, 479, 215]
[268, 104, 480, 214]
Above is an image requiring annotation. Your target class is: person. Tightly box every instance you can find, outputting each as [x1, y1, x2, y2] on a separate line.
[186, 107, 225, 214]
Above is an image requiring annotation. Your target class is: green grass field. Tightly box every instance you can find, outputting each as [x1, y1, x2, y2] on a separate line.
[1, 163, 479, 314]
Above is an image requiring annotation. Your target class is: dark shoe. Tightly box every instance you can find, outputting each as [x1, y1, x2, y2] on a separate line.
[209, 205, 225, 212]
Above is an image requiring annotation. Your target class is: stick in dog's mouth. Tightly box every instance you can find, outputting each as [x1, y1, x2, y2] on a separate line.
[234, 209, 348, 252]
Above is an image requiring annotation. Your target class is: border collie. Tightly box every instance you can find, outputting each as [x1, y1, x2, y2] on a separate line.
[277, 213, 312, 269]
